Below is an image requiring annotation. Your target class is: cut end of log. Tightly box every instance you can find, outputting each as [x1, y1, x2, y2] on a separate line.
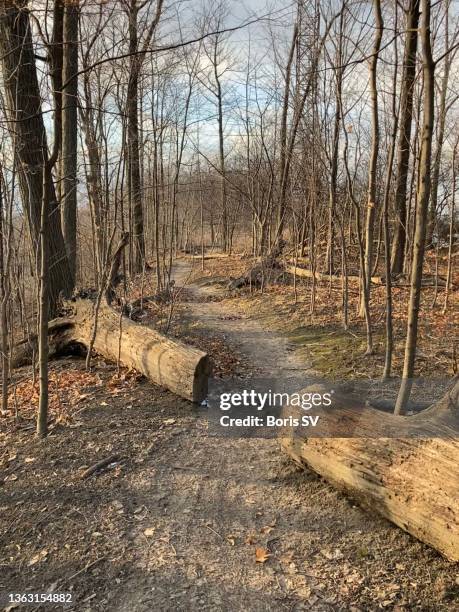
[193, 354, 212, 404]
[12, 299, 211, 405]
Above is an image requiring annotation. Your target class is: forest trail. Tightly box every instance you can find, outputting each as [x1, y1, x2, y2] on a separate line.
[112, 260, 456, 612]
[171, 258, 305, 378]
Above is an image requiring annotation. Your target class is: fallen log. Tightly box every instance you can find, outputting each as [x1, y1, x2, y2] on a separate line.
[71, 300, 210, 402]
[228, 243, 285, 290]
[286, 263, 457, 289]
[285, 264, 383, 285]
[11, 232, 210, 403]
[10, 318, 75, 369]
[183, 252, 230, 260]
[280, 379, 459, 561]
[11, 300, 210, 403]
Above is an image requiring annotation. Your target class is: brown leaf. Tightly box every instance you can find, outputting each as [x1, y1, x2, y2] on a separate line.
[28, 549, 48, 566]
[255, 547, 271, 563]
[144, 527, 156, 537]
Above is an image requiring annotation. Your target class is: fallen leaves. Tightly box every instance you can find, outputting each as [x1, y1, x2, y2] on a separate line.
[6, 368, 102, 423]
[321, 548, 344, 561]
[28, 549, 48, 566]
[255, 547, 271, 563]
[144, 527, 156, 537]
[107, 369, 142, 396]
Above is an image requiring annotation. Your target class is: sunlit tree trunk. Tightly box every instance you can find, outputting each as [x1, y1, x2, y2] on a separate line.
[360, 0, 383, 323]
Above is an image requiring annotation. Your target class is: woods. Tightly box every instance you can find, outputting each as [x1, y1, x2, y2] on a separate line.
[0, 0, 458, 607]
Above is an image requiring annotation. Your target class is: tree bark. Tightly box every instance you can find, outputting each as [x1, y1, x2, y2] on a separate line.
[37, 169, 51, 438]
[281, 379, 459, 562]
[360, 0, 383, 319]
[12, 299, 211, 404]
[426, 0, 451, 247]
[0, 164, 9, 415]
[127, 1, 145, 273]
[0, 0, 72, 314]
[70, 300, 210, 402]
[391, 0, 420, 274]
[395, 0, 435, 415]
[125, 0, 164, 273]
[61, 0, 80, 287]
[277, 24, 299, 240]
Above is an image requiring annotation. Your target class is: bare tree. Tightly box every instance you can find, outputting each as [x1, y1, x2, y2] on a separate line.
[61, 0, 80, 287]
[391, 0, 420, 275]
[395, 0, 436, 415]
[360, 0, 383, 325]
[0, 0, 72, 314]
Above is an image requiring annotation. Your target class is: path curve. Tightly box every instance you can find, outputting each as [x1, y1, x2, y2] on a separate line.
[114, 259, 454, 612]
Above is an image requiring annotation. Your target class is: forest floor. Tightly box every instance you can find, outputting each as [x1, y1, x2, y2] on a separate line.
[0, 254, 458, 611]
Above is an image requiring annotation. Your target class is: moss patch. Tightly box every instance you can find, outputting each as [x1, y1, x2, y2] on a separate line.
[285, 325, 387, 380]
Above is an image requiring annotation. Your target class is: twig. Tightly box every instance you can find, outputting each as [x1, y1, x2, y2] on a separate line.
[67, 556, 106, 582]
[205, 524, 224, 540]
[80, 454, 120, 479]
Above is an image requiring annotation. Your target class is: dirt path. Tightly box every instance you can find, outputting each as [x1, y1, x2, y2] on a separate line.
[1, 260, 457, 611]
[110, 261, 458, 611]
[172, 259, 305, 378]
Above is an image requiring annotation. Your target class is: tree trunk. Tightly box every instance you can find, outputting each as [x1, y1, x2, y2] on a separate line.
[52, 299, 210, 402]
[127, 1, 145, 273]
[395, 0, 435, 415]
[0, 0, 72, 314]
[391, 0, 420, 274]
[61, 0, 80, 287]
[443, 140, 457, 312]
[281, 379, 459, 562]
[325, 8, 345, 276]
[37, 169, 51, 438]
[360, 0, 383, 319]
[80, 99, 105, 282]
[426, 0, 451, 247]
[12, 298, 211, 404]
[0, 164, 9, 415]
[277, 24, 298, 240]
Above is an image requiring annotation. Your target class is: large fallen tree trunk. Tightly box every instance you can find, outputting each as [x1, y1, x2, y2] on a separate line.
[281, 379, 459, 561]
[183, 252, 231, 260]
[228, 243, 285, 290]
[286, 263, 455, 289]
[285, 264, 383, 285]
[71, 300, 210, 402]
[11, 232, 210, 402]
[12, 300, 210, 403]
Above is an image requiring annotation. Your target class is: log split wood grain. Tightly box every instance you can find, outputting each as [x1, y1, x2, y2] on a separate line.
[281, 380, 459, 561]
